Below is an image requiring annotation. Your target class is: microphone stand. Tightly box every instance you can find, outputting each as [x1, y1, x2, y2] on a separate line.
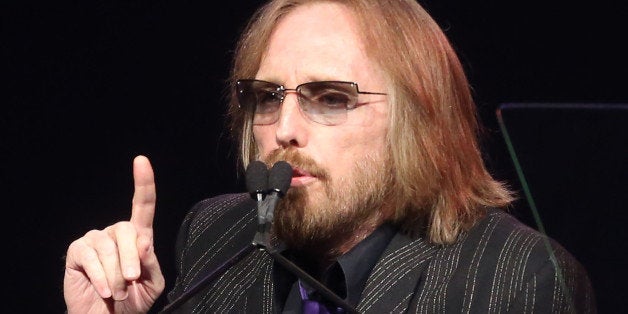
[160, 244, 258, 313]
[161, 243, 359, 314]
[264, 247, 360, 314]
[160, 213, 360, 313]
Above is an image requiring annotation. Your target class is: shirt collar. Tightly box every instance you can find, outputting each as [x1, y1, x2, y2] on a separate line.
[336, 223, 396, 304]
[273, 223, 397, 308]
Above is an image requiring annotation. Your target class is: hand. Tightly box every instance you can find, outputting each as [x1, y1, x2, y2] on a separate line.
[64, 156, 165, 313]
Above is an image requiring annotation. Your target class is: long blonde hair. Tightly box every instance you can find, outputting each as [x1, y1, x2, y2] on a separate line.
[227, 0, 514, 244]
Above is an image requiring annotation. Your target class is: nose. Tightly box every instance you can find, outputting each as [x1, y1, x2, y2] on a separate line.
[275, 92, 308, 148]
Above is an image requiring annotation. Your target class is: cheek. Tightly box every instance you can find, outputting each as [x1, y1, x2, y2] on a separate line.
[321, 129, 386, 174]
[252, 126, 275, 156]
[341, 122, 388, 154]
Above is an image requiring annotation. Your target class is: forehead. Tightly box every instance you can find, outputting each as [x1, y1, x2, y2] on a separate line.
[256, 2, 380, 86]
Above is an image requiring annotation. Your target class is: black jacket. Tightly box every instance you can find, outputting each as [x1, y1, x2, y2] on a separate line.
[166, 193, 595, 313]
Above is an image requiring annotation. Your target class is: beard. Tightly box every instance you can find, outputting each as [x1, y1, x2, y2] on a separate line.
[263, 148, 392, 257]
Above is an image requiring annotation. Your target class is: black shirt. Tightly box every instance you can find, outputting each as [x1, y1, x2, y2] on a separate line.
[273, 224, 397, 313]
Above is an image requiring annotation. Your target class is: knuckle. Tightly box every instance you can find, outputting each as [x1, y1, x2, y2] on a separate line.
[95, 238, 118, 256]
[113, 221, 138, 238]
[112, 221, 130, 228]
[80, 249, 100, 265]
[84, 229, 104, 239]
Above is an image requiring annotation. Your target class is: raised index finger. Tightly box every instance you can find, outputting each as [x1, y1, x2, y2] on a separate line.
[130, 155, 156, 231]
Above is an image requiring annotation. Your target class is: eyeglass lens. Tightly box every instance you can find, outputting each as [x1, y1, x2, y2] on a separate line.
[237, 80, 361, 126]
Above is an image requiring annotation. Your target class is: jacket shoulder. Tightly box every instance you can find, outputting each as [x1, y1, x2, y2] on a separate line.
[413, 209, 596, 313]
[168, 193, 258, 300]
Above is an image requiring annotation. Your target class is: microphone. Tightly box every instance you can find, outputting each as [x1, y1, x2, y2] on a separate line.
[268, 161, 292, 196]
[246, 160, 270, 242]
[245, 160, 268, 202]
[263, 161, 292, 223]
[253, 161, 292, 247]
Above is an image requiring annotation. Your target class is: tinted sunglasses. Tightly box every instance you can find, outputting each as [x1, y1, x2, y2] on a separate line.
[236, 79, 387, 126]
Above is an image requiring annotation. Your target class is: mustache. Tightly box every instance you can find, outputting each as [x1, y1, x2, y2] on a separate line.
[262, 148, 330, 182]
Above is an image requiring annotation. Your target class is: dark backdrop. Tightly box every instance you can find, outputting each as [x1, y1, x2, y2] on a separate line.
[3, 0, 626, 312]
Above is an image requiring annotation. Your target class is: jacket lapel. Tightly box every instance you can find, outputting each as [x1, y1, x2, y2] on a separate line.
[357, 232, 437, 313]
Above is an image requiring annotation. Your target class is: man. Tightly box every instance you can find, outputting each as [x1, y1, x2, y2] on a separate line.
[64, 0, 596, 313]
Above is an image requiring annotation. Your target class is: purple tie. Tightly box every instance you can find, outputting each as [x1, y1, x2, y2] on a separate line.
[298, 281, 344, 314]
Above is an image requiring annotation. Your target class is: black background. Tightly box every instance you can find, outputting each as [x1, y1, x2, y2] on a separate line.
[3, 0, 627, 312]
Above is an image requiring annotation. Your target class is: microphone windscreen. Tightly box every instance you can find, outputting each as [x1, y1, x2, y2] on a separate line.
[269, 161, 292, 196]
[245, 161, 268, 198]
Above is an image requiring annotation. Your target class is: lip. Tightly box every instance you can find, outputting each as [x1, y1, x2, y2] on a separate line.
[290, 167, 317, 187]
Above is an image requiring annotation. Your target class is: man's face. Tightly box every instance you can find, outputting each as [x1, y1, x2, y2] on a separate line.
[253, 3, 390, 252]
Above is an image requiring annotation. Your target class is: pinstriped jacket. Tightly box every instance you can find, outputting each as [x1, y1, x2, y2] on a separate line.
[166, 193, 595, 313]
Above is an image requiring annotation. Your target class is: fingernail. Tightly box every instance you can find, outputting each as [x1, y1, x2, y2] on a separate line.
[113, 290, 128, 301]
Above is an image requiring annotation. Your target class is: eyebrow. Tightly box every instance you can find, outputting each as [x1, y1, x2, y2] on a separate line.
[253, 77, 281, 85]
